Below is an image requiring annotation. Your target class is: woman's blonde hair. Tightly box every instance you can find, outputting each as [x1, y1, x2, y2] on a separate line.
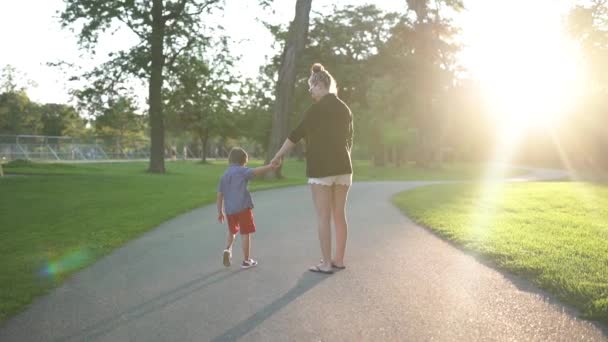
[309, 63, 337, 94]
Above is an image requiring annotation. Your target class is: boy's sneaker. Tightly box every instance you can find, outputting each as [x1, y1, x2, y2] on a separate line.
[223, 249, 232, 267]
[241, 259, 258, 269]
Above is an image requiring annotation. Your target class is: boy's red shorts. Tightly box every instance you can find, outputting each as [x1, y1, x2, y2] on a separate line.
[227, 208, 256, 235]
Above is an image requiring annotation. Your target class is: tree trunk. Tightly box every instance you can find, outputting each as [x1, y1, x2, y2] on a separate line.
[395, 146, 402, 167]
[371, 123, 385, 166]
[419, 97, 433, 168]
[265, 0, 312, 178]
[201, 129, 209, 163]
[116, 137, 123, 159]
[385, 147, 392, 165]
[148, 0, 166, 173]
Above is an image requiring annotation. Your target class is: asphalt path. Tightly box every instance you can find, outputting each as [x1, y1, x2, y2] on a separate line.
[1, 169, 606, 341]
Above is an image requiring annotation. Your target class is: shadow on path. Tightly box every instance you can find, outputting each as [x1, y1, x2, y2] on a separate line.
[56, 269, 239, 342]
[210, 272, 328, 342]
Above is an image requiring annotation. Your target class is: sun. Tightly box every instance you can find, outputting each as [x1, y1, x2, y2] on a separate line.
[462, 0, 586, 137]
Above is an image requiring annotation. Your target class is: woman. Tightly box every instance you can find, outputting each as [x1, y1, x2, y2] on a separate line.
[271, 63, 353, 274]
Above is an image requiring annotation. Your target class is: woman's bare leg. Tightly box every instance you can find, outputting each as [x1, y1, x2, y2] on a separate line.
[332, 184, 350, 267]
[310, 184, 333, 271]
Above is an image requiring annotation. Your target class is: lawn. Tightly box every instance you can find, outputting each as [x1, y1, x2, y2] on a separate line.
[392, 182, 608, 322]
[0, 159, 518, 321]
[352, 160, 508, 181]
[0, 159, 306, 322]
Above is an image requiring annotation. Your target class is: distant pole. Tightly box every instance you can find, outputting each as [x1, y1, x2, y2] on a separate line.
[0, 163, 4, 177]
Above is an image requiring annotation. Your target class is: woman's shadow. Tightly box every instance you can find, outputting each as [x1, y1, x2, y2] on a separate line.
[210, 271, 329, 342]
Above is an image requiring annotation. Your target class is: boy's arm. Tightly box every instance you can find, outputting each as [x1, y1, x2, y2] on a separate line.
[251, 164, 276, 177]
[216, 192, 225, 223]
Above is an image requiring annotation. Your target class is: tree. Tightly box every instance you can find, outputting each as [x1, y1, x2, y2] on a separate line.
[569, 0, 608, 89]
[0, 91, 40, 135]
[263, 4, 402, 164]
[237, 78, 274, 155]
[39, 103, 87, 137]
[94, 97, 146, 157]
[567, 0, 608, 170]
[0, 66, 41, 135]
[305, 5, 406, 164]
[165, 49, 237, 162]
[364, 75, 416, 166]
[442, 79, 494, 162]
[304, 5, 401, 103]
[265, 0, 312, 176]
[397, 0, 463, 167]
[60, 0, 225, 173]
[0, 65, 37, 93]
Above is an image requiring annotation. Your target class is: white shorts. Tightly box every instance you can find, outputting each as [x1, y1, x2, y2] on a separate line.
[308, 173, 352, 186]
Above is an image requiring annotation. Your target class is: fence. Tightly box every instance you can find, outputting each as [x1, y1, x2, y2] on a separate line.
[0, 135, 242, 162]
[0, 135, 151, 162]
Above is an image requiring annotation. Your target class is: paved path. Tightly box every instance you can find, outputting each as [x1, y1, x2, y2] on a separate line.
[1, 169, 606, 341]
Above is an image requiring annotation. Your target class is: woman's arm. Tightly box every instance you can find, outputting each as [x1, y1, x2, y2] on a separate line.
[272, 105, 314, 166]
[271, 139, 296, 166]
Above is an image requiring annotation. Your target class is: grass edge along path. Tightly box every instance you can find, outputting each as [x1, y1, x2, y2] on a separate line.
[0, 159, 522, 322]
[0, 160, 304, 322]
[392, 182, 608, 324]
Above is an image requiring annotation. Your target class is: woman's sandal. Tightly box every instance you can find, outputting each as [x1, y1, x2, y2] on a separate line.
[320, 259, 346, 270]
[331, 262, 346, 270]
[309, 265, 334, 274]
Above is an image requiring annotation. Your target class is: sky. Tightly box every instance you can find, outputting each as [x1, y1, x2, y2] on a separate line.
[0, 0, 579, 107]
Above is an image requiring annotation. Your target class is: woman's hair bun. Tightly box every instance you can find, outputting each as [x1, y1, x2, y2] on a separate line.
[311, 63, 325, 73]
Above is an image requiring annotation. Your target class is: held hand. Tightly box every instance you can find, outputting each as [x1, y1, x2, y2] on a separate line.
[218, 212, 225, 223]
[270, 156, 282, 168]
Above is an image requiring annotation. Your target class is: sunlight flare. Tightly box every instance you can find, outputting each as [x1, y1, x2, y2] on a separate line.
[465, 0, 586, 139]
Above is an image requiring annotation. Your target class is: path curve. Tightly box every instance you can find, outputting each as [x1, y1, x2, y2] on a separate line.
[0, 168, 606, 341]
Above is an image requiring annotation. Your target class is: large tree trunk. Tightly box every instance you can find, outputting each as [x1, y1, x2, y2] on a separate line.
[265, 0, 312, 177]
[148, 0, 166, 173]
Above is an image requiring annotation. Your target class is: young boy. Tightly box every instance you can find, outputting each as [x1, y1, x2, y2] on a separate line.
[217, 147, 277, 269]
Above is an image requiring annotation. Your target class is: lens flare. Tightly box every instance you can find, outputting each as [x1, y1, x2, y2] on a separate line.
[39, 248, 92, 278]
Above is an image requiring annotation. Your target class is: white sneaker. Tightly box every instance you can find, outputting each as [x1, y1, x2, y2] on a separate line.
[223, 249, 232, 267]
[241, 259, 258, 269]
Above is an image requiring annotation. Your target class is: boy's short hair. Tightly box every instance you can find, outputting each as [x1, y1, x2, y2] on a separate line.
[228, 147, 248, 165]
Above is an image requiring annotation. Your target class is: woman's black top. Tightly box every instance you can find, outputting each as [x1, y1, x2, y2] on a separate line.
[288, 93, 353, 178]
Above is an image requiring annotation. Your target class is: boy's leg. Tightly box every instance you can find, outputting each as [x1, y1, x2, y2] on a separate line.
[226, 232, 236, 251]
[240, 233, 258, 268]
[235, 209, 257, 268]
[238, 209, 256, 262]
[223, 232, 236, 267]
[224, 214, 239, 267]
[241, 233, 250, 261]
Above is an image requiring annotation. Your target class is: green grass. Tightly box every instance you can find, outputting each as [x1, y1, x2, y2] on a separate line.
[0, 160, 307, 321]
[0, 159, 517, 322]
[392, 182, 608, 323]
[351, 160, 517, 181]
